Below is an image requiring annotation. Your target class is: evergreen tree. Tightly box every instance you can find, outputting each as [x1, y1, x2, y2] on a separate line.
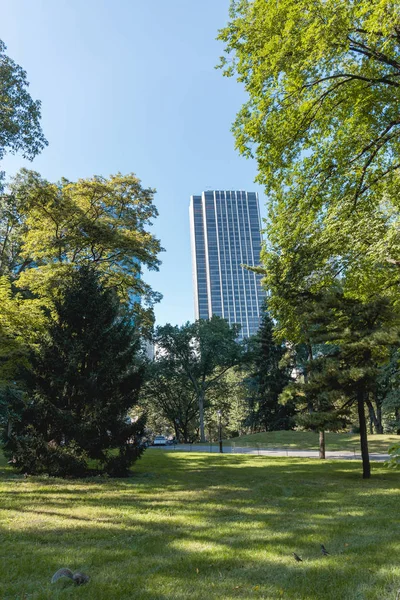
[283, 290, 399, 477]
[281, 347, 351, 460]
[246, 309, 294, 432]
[2, 266, 146, 477]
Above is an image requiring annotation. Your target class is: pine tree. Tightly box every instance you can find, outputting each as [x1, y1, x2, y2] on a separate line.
[2, 266, 146, 477]
[246, 308, 294, 432]
[284, 290, 399, 477]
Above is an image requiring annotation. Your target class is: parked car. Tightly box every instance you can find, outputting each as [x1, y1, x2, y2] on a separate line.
[153, 435, 167, 446]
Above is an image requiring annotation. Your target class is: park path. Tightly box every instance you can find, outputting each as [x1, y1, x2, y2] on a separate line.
[152, 444, 389, 461]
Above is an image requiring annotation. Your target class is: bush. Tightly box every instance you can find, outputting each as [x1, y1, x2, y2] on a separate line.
[386, 443, 400, 469]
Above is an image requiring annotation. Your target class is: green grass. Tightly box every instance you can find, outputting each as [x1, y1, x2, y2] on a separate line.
[0, 452, 399, 600]
[226, 431, 399, 453]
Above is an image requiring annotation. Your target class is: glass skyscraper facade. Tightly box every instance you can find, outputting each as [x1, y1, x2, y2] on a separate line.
[189, 190, 265, 339]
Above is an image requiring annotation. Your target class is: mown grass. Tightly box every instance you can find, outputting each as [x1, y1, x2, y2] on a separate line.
[227, 431, 399, 453]
[0, 451, 399, 600]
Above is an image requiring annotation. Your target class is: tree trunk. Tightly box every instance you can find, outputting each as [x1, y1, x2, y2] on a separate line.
[395, 407, 400, 435]
[357, 389, 371, 479]
[305, 343, 314, 413]
[365, 397, 379, 434]
[375, 401, 383, 434]
[198, 389, 206, 442]
[319, 430, 326, 459]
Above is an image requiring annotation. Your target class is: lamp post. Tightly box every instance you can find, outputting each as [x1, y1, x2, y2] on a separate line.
[217, 410, 223, 453]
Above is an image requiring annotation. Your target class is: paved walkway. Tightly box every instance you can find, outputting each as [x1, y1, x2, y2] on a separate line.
[152, 444, 389, 461]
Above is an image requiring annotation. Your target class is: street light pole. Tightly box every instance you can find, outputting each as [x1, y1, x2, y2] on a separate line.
[217, 410, 223, 453]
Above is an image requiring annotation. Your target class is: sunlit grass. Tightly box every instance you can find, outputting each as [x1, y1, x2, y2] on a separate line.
[227, 430, 398, 453]
[0, 452, 399, 599]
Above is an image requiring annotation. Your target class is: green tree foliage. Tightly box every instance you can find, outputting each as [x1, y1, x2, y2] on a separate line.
[0, 192, 27, 276]
[219, 1, 400, 206]
[387, 442, 400, 468]
[218, 0, 400, 335]
[282, 290, 399, 476]
[205, 368, 250, 440]
[246, 309, 294, 432]
[376, 348, 400, 433]
[154, 317, 244, 442]
[0, 39, 47, 185]
[2, 267, 146, 477]
[0, 169, 162, 327]
[0, 275, 46, 382]
[218, 2, 400, 470]
[141, 359, 199, 442]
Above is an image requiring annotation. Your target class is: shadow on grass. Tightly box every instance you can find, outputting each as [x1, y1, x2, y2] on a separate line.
[0, 453, 399, 599]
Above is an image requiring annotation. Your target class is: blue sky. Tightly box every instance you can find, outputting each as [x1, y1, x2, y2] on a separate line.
[1, 0, 265, 326]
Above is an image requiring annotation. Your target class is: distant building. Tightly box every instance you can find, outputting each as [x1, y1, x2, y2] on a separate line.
[189, 190, 265, 339]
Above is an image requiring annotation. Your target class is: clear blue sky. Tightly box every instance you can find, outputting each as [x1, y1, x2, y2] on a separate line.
[1, 0, 265, 326]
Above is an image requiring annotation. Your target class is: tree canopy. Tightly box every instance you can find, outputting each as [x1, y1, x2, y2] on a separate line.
[0, 170, 163, 326]
[219, 2, 400, 471]
[154, 317, 244, 442]
[219, 0, 400, 336]
[219, 0, 400, 206]
[0, 39, 47, 181]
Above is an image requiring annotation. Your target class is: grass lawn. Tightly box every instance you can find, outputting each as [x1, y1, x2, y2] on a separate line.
[0, 451, 399, 600]
[226, 431, 399, 453]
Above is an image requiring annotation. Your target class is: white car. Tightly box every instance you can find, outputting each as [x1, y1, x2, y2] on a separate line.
[153, 435, 167, 446]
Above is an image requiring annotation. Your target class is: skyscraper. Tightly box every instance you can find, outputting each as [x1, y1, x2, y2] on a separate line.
[189, 190, 265, 339]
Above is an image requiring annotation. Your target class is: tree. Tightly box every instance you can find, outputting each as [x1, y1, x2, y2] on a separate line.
[0, 275, 47, 382]
[218, 0, 400, 473]
[205, 368, 251, 440]
[245, 308, 294, 432]
[387, 442, 400, 468]
[2, 267, 146, 477]
[154, 317, 244, 442]
[0, 169, 163, 327]
[218, 0, 400, 336]
[0, 39, 47, 189]
[376, 348, 400, 433]
[282, 290, 399, 477]
[141, 359, 199, 442]
[281, 347, 350, 461]
[219, 1, 400, 210]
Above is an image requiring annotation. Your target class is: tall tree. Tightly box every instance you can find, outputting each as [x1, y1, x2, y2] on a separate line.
[141, 359, 199, 443]
[0, 170, 162, 327]
[0, 39, 47, 188]
[205, 368, 251, 440]
[218, 0, 400, 336]
[246, 309, 294, 432]
[154, 317, 244, 442]
[2, 267, 146, 477]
